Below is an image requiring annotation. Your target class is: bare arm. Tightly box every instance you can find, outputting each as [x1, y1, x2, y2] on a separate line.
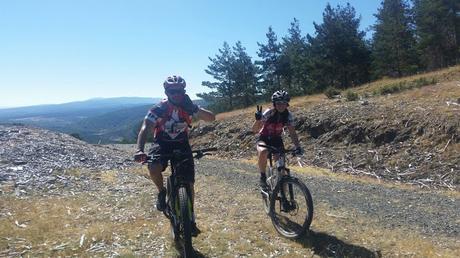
[252, 120, 262, 134]
[286, 125, 300, 148]
[136, 119, 155, 152]
[196, 107, 215, 122]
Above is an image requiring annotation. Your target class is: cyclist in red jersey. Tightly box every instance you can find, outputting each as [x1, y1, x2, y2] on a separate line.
[134, 75, 215, 236]
[252, 90, 303, 189]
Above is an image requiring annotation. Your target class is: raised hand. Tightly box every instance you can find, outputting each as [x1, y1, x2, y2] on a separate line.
[180, 94, 199, 115]
[255, 105, 263, 121]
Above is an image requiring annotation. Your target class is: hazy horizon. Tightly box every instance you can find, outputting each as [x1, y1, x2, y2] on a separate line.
[0, 96, 164, 109]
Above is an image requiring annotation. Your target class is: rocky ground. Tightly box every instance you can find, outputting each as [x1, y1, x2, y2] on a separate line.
[0, 126, 459, 257]
[0, 125, 135, 195]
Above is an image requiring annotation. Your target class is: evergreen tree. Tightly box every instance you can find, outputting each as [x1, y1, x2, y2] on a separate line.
[232, 41, 259, 107]
[280, 18, 312, 95]
[307, 3, 371, 90]
[256, 26, 282, 98]
[200, 42, 237, 111]
[199, 41, 258, 112]
[413, 0, 459, 69]
[371, 0, 419, 78]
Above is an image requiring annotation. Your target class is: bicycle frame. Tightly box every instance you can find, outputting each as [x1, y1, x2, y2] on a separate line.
[165, 156, 193, 229]
[143, 147, 216, 255]
[267, 151, 290, 189]
[259, 144, 295, 191]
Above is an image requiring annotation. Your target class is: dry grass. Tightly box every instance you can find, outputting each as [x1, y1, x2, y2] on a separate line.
[1, 165, 459, 257]
[356, 65, 460, 95]
[309, 202, 459, 258]
[214, 65, 460, 121]
[0, 189, 171, 256]
[194, 174, 459, 257]
[215, 93, 326, 121]
[234, 156, 460, 199]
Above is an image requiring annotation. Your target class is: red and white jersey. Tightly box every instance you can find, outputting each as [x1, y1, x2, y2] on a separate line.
[145, 99, 192, 142]
[259, 108, 294, 137]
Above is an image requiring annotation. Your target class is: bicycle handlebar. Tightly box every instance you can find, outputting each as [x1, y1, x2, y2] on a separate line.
[257, 143, 297, 155]
[142, 147, 217, 163]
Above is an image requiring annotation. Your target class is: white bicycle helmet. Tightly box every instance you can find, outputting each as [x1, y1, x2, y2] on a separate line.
[163, 75, 186, 89]
[271, 90, 290, 103]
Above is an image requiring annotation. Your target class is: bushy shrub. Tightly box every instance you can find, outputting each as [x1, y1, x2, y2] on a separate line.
[379, 83, 402, 95]
[345, 90, 359, 101]
[412, 77, 437, 88]
[324, 87, 341, 99]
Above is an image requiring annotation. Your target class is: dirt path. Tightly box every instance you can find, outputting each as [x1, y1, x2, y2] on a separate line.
[198, 159, 459, 237]
[1, 157, 459, 257]
[194, 158, 459, 257]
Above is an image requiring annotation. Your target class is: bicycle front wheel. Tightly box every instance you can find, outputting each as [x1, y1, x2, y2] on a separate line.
[269, 176, 313, 239]
[178, 187, 194, 257]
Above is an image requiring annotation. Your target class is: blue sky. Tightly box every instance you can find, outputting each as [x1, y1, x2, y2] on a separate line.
[0, 0, 380, 108]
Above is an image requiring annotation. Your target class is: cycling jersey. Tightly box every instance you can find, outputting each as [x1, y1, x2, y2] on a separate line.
[258, 108, 294, 137]
[145, 99, 192, 142]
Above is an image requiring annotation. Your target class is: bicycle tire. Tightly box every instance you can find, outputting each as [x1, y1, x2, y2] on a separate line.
[178, 186, 194, 257]
[269, 176, 313, 239]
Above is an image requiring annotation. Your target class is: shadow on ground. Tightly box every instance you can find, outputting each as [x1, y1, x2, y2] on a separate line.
[173, 242, 206, 258]
[296, 230, 381, 258]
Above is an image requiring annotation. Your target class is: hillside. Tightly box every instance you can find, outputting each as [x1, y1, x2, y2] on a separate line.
[0, 125, 459, 257]
[190, 66, 460, 190]
[0, 97, 160, 139]
[65, 104, 152, 143]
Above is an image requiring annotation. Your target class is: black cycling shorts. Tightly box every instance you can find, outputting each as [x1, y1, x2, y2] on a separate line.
[148, 140, 195, 183]
[256, 135, 284, 150]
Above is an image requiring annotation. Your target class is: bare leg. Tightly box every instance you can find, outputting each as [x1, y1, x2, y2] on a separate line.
[257, 142, 269, 175]
[148, 163, 166, 191]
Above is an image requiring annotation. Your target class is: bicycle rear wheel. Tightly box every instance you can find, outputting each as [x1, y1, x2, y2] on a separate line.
[269, 176, 313, 239]
[178, 186, 194, 257]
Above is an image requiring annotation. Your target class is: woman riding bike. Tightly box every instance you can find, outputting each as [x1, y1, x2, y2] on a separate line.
[252, 90, 303, 190]
[134, 75, 215, 236]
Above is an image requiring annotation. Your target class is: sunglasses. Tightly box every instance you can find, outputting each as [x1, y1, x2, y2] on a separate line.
[166, 89, 185, 95]
[275, 101, 288, 105]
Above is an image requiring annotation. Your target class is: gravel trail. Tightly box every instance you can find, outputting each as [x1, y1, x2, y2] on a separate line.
[196, 158, 459, 238]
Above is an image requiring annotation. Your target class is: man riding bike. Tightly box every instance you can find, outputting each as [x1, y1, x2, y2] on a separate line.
[252, 90, 303, 190]
[134, 75, 215, 236]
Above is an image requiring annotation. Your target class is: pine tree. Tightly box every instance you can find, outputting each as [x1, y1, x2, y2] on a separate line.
[200, 42, 237, 111]
[199, 41, 258, 112]
[371, 0, 418, 78]
[256, 26, 282, 98]
[232, 41, 259, 107]
[307, 3, 371, 90]
[413, 0, 460, 69]
[280, 18, 312, 95]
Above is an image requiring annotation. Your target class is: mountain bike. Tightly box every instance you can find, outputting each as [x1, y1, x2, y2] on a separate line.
[145, 147, 217, 257]
[259, 143, 313, 239]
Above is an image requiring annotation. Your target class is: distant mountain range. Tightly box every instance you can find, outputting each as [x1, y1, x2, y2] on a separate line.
[0, 97, 208, 143]
[0, 97, 162, 143]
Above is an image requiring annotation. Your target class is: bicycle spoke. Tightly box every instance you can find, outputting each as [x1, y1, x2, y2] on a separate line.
[270, 177, 313, 238]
